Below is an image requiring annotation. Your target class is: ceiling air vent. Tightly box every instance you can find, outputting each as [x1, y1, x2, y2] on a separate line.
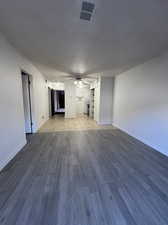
[82, 1, 95, 13]
[80, 1, 95, 21]
[80, 12, 92, 21]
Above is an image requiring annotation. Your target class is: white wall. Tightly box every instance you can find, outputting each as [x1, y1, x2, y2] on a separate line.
[113, 53, 168, 156]
[95, 81, 101, 122]
[48, 82, 64, 90]
[90, 77, 114, 125]
[91, 78, 101, 122]
[0, 33, 49, 171]
[76, 87, 90, 115]
[65, 81, 76, 118]
[15, 49, 49, 132]
[99, 77, 114, 125]
[64, 81, 90, 118]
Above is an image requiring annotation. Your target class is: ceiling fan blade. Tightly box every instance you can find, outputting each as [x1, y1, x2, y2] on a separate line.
[63, 75, 75, 78]
[82, 76, 96, 80]
[82, 79, 90, 84]
[52, 76, 74, 82]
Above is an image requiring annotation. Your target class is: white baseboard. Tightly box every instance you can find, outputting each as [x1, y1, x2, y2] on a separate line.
[97, 121, 113, 126]
[113, 122, 168, 157]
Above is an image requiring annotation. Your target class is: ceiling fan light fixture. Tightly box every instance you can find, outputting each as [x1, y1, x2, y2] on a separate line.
[74, 80, 84, 88]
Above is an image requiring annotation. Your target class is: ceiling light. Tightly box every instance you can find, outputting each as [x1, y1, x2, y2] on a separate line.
[74, 80, 84, 88]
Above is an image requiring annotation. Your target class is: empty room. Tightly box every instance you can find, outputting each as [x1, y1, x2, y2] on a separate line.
[0, 0, 168, 224]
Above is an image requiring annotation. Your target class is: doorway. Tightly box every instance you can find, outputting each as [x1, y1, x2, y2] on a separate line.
[51, 90, 65, 116]
[21, 71, 33, 134]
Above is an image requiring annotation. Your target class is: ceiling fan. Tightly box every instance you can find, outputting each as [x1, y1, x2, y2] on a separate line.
[55, 73, 96, 86]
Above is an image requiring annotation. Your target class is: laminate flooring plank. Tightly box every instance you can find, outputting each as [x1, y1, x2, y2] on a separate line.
[1, 129, 168, 224]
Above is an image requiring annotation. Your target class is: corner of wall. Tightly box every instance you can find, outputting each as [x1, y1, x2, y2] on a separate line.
[0, 138, 27, 172]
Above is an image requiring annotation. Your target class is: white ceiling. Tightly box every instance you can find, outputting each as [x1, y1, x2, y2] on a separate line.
[0, 0, 168, 79]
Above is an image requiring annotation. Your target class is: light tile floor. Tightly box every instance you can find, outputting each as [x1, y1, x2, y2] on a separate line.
[39, 114, 115, 132]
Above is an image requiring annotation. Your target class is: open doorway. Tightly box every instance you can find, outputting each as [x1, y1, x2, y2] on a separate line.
[51, 90, 65, 116]
[21, 71, 33, 135]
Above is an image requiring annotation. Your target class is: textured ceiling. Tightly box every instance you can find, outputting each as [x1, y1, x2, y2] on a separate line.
[0, 0, 168, 79]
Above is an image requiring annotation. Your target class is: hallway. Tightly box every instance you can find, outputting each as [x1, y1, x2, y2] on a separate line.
[1, 129, 168, 225]
[1, 0, 168, 224]
[39, 115, 114, 132]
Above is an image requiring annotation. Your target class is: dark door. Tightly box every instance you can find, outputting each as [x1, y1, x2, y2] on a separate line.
[57, 90, 65, 108]
[51, 89, 55, 116]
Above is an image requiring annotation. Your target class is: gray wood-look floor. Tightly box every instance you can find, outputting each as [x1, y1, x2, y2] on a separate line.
[1, 129, 168, 225]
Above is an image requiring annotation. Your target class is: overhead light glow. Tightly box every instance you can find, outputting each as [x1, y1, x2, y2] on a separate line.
[74, 80, 84, 88]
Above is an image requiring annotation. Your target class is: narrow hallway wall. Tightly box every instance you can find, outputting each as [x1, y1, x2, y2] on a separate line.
[0, 33, 49, 171]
